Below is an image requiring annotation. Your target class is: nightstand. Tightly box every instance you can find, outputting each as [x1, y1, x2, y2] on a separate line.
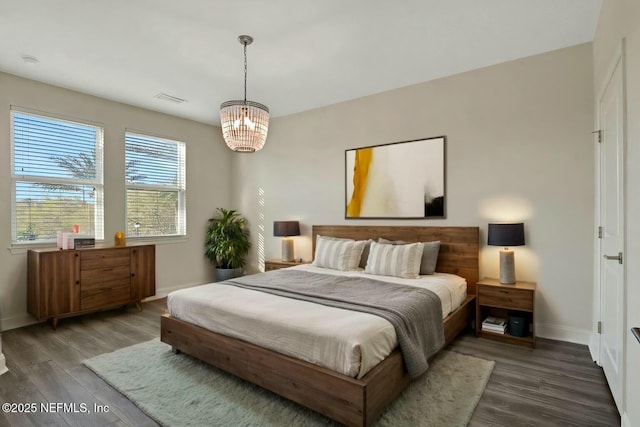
[264, 259, 309, 271]
[476, 277, 536, 347]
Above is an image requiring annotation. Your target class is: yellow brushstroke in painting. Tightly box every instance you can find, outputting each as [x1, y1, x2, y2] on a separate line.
[347, 148, 373, 217]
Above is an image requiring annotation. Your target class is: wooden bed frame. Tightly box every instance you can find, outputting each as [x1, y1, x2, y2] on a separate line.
[161, 225, 479, 426]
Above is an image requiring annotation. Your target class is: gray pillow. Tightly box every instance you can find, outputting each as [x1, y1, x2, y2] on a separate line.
[419, 241, 440, 275]
[378, 237, 405, 245]
[378, 238, 441, 275]
[359, 239, 374, 269]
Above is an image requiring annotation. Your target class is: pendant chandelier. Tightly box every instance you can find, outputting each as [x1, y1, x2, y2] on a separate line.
[220, 35, 269, 153]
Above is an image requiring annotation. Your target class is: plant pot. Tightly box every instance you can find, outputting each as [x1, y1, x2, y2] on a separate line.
[214, 267, 243, 282]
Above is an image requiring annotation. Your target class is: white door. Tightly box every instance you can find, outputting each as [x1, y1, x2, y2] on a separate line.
[598, 54, 625, 412]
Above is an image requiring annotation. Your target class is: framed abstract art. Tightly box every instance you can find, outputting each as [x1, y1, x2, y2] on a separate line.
[345, 136, 446, 219]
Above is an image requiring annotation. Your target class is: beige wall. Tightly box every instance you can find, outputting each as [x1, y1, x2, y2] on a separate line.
[0, 35, 599, 364]
[0, 72, 231, 330]
[594, 1, 640, 426]
[233, 43, 595, 344]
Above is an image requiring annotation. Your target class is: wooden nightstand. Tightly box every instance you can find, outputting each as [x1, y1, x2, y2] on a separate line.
[476, 277, 536, 347]
[264, 259, 309, 271]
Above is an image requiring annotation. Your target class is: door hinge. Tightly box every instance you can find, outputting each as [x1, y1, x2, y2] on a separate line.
[598, 226, 603, 239]
[598, 321, 602, 334]
[593, 130, 602, 143]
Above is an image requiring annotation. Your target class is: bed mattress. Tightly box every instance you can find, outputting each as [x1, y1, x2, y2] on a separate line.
[167, 264, 466, 378]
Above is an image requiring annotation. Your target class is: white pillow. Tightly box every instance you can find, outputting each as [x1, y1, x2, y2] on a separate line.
[378, 237, 440, 275]
[313, 235, 366, 271]
[365, 241, 424, 279]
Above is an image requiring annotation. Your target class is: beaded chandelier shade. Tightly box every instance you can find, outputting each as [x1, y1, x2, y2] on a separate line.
[220, 35, 269, 153]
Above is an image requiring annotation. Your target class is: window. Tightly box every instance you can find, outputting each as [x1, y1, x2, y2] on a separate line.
[125, 132, 186, 238]
[11, 108, 104, 244]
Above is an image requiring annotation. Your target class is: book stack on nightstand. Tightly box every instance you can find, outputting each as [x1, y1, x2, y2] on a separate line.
[481, 316, 507, 334]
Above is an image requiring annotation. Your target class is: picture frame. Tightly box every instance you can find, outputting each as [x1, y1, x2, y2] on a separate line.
[345, 136, 446, 219]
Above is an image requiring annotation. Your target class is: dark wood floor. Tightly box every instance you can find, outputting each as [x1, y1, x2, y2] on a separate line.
[0, 299, 620, 426]
[451, 334, 620, 426]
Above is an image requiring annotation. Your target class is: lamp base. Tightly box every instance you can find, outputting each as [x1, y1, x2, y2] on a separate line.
[499, 250, 516, 284]
[281, 238, 294, 262]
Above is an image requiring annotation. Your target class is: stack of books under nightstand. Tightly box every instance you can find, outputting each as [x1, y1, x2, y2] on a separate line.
[482, 316, 507, 334]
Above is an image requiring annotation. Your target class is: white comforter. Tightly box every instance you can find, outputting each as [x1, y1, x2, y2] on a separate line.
[167, 264, 466, 378]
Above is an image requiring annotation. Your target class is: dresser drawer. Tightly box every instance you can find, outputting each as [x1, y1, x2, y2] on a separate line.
[81, 248, 130, 270]
[478, 286, 533, 311]
[81, 265, 131, 289]
[80, 285, 130, 311]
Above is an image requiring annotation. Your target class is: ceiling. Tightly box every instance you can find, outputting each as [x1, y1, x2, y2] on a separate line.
[0, 0, 602, 125]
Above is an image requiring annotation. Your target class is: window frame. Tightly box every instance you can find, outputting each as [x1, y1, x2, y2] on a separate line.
[124, 131, 187, 240]
[10, 106, 105, 246]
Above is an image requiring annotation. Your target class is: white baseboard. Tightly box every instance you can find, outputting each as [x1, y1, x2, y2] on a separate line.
[588, 332, 600, 364]
[622, 412, 631, 427]
[1, 313, 37, 332]
[0, 352, 7, 376]
[1, 282, 204, 332]
[145, 281, 204, 301]
[536, 323, 591, 345]
[0, 333, 7, 375]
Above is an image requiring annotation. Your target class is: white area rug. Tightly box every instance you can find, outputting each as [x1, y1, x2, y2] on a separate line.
[84, 339, 493, 426]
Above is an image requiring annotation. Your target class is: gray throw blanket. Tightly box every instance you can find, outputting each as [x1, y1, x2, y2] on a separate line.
[226, 269, 444, 378]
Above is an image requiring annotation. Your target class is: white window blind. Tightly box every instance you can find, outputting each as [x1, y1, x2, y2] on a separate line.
[125, 132, 186, 238]
[10, 108, 104, 244]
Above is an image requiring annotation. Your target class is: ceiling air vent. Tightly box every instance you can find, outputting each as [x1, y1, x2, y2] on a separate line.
[154, 93, 187, 104]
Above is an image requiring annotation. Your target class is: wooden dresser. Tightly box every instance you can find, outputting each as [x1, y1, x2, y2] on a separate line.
[28, 245, 155, 328]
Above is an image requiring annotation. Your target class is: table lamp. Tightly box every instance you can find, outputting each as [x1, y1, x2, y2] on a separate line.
[273, 221, 300, 261]
[488, 223, 525, 284]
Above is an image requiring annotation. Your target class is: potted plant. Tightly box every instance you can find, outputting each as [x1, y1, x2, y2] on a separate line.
[205, 208, 251, 281]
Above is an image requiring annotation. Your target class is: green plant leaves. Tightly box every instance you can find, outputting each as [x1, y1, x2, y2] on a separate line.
[204, 208, 251, 269]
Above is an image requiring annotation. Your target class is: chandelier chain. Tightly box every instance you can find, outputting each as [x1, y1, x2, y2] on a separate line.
[220, 34, 269, 153]
[243, 42, 248, 103]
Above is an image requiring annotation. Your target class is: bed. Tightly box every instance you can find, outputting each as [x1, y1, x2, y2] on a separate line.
[161, 225, 479, 426]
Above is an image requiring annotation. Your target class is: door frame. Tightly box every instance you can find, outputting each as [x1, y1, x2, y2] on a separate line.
[591, 39, 627, 407]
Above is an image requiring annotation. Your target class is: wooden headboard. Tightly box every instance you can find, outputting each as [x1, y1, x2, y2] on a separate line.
[312, 225, 479, 295]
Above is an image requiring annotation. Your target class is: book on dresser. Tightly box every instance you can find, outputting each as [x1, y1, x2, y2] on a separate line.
[482, 316, 507, 334]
